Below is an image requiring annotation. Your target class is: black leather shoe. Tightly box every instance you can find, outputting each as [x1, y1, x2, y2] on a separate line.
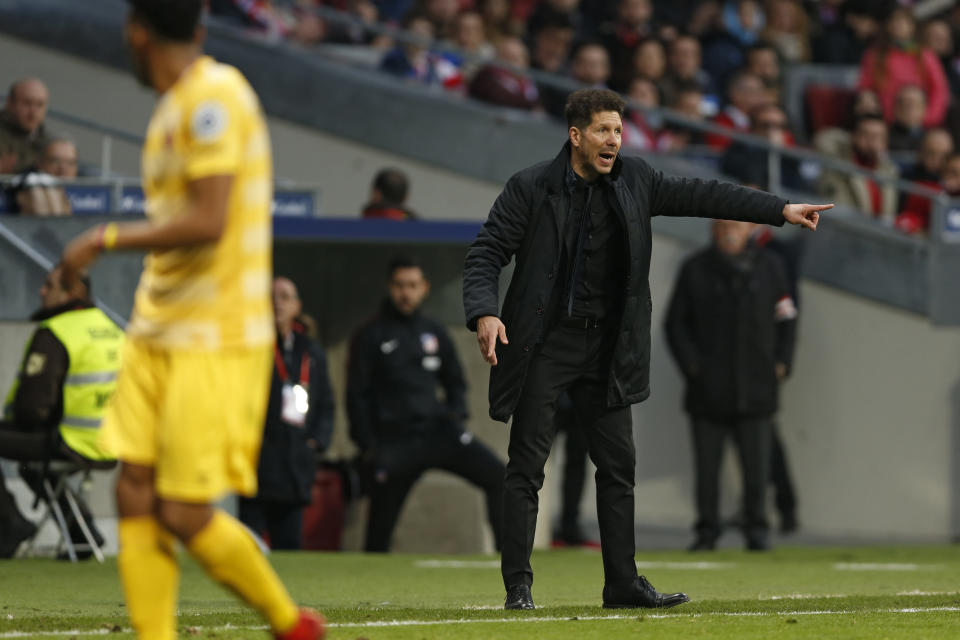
[687, 537, 716, 552]
[746, 536, 771, 551]
[504, 584, 535, 610]
[602, 576, 691, 609]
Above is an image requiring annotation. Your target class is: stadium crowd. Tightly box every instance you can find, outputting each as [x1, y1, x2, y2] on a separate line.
[203, 0, 960, 235]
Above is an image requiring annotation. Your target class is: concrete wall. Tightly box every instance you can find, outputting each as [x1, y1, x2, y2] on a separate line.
[0, 34, 501, 220]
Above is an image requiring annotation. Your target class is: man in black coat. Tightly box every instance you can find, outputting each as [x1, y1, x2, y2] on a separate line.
[348, 257, 505, 553]
[462, 88, 831, 610]
[665, 220, 798, 552]
[238, 277, 334, 550]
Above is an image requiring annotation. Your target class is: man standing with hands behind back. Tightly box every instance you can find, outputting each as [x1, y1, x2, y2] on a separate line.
[463, 88, 831, 611]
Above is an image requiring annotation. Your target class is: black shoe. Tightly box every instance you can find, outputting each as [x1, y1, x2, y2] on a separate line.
[602, 576, 691, 609]
[746, 536, 771, 551]
[504, 584, 535, 610]
[687, 537, 716, 552]
[0, 516, 37, 559]
[780, 514, 798, 535]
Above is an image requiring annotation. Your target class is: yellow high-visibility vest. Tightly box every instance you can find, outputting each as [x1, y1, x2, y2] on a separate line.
[4, 307, 123, 461]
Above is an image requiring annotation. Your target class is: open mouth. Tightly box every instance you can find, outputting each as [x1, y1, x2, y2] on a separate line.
[598, 151, 616, 166]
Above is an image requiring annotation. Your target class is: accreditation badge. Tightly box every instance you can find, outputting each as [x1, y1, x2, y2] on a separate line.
[281, 383, 309, 427]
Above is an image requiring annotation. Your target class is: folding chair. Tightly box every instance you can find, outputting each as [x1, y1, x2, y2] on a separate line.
[21, 458, 117, 563]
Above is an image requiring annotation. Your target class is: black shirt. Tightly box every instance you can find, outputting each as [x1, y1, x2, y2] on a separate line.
[562, 167, 627, 320]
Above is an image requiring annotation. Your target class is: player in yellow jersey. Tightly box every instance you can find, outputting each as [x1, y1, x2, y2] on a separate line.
[60, 2, 324, 639]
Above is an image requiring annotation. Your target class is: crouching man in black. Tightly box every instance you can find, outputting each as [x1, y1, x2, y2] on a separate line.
[665, 220, 798, 552]
[462, 88, 831, 610]
[348, 257, 505, 552]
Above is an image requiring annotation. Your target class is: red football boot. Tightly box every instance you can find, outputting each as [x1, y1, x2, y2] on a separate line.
[275, 609, 326, 640]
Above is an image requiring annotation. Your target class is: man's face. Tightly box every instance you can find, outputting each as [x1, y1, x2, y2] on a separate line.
[633, 40, 665, 80]
[388, 266, 430, 315]
[669, 37, 701, 77]
[570, 110, 622, 180]
[942, 158, 960, 195]
[853, 120, 888, 164]
[747, 49, 779, 82]
[923, 21, 953, 57]
[571, 45, 610, 86]
[753, 107, 788, 146]
[273, 278, 302, 329]
[894, 87, 926, 129]
[712, 219, 753, 255]
[455, 13, 485, 50]
[427, 0, 459, 23]
[730, 75, 763, 113]
[497, 38, 529, 68]
[7, 80, 48, 134]
[619, 0, 651, 27]
[39, 267, 74, 309]
[38, 141, 78, 178]
[406, 18, 435, 56]
[628, 79, 658, 108]
[919, 131, 954, 175]
[673, 91, 703, 119]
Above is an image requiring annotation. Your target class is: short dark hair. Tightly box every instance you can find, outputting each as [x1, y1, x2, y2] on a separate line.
[853, 113, 887, 131]
[373, 168, 409, 205]
[564, 89, 625, 130]
[127, 0, 203, 43]
[387, 255, 424, 279]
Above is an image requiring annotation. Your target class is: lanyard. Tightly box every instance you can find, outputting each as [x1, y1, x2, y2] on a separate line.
[274, 343, 310, 387]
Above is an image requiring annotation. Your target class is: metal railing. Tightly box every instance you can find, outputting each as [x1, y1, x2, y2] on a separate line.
[214, 3, 960, 245]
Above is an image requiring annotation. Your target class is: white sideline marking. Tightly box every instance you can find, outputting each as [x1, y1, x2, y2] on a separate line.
[5, 606, 960, 637]
[636, 561, 735, 570]
[763, 593, 848, 600]
[833, 563, 924, 571]
[897, 590, 959, 596]
[415, 560, 500, 569]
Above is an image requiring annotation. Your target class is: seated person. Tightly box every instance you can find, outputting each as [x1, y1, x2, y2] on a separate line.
[896, 128, 954, 234]
[380, 13, 463, 91]
[469, 37, 541, 111]
[347, 256, 505, 552]
[360, 168, 417, 220]
[0, 266, 122, 558]
[5, 138, 78, 216]
[888, 85, 927, 153]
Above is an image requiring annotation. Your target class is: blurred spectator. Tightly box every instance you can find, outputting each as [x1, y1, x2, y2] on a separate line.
[380, 14, 464, 90]
[704, 71, 764, 150]
[887, 85, 926, 152]
[816, 114, 899, 222]
[361, 167, 418, 220]
[374, 0, 417, 23]
[623, 37, 667, 92]
[665, 219, 797, 552]
[667, 81, 707, 146]
[622, 76, 676, 152]
[450, 10, 495, 78]
[209, 0, 290, 39]
[0, 78, 50, 175]
[921, 19, 960, 97]
[701, 0, 766, 88]
[660, 34, 718, 113]
[469, 37, 540, 110]
[541, 41, 611, 119]
[896, 129, 955, 235]
[810, 0, 880, 65]
[744, 42, 780, 87]
[761, 0, 809, 63]
[239, 278, 335, 550]
[419, 0, 459, 40]
[478, 0, 519, 40]
[598, 0, 655, 91]
[530, 13, 575, 73]
[527, 0, 584, 44]
[721, 104, 807, 192]
[320, 1, 384, 47]
[857, 6, 949, 128]
[347, 257, 504, 552]
[6, 138, 77, 216]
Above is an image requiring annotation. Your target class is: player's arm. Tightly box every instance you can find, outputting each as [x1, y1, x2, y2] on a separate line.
[60, 174, 233, 279]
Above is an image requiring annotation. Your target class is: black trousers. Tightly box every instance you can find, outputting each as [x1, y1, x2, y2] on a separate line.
[0, 422, 56, 522]
[365, 427, 505, 552]
[503, 325, 636, 589]
[238, 497, 304, 550]
[690, 416, 772, 542]
[769, 423, 797, 520]
[555, 396, 589, 537]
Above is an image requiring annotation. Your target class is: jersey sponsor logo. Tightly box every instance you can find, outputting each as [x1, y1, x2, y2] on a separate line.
[420, 332, 439, 354]
[380, 339, 399, 355]
[774, 296, 798, 321]
[191, 101, 228, 142]
[24, 352, 46, 376]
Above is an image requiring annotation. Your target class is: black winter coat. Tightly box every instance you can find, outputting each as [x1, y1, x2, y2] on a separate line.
[256, 330, 334, 505]
[463, 143, 788, 422]
[664, 246, 797, 418]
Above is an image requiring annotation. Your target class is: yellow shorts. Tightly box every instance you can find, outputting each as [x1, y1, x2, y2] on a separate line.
[100, 337, 272, 502]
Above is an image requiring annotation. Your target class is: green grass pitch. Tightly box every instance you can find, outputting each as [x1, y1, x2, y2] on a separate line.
[2, 545, 959, 639]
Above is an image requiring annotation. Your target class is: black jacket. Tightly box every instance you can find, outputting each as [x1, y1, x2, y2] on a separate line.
[463, 143, 788, 422]
[256, 328, 334, 505]
[347, 300, 468, 451]
[664, 246, 797, 418]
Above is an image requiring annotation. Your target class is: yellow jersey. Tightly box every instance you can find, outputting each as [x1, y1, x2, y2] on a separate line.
[127, 56, 273, 350]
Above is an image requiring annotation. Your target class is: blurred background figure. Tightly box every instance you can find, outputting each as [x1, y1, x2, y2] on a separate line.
[361, 167, 418, 220]
[550, 394, 597, 549]
[621, 76, 676, 152]
[720, 103, 808, 192]
[665, 219, 797, 551]
[888, 85, 927, 153]
[239, 278, 334, 551]
[816, 114, 899, 223]
[347, 257, 504, 552]
[0, 78, 50, 175]
[896, 128, 955, 235]
[705, 71, 764, 150]
[5, 137, 77, 216]
[380, 13, 464, 91]
[541, 40, 610, 119]
[659, 34, 717, 115]
[469, 36, 541, 111]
